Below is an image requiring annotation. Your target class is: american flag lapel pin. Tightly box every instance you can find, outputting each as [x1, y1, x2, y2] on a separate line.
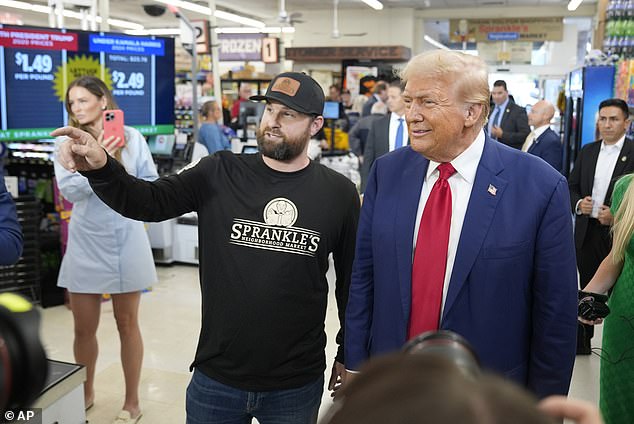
[488, 184, 497, 196]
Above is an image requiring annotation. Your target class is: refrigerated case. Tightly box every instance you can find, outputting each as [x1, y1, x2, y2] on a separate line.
[562, 66, 616, 176]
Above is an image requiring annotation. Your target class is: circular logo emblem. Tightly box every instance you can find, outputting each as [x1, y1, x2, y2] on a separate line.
[263, 197, 298, 227]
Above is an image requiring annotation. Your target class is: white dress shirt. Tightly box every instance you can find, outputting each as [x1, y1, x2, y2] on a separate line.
[590, 135, 625, 217]
[388, 112, 408, 151]
[522, 124, 550, 152]
[412, 130, 485, 316]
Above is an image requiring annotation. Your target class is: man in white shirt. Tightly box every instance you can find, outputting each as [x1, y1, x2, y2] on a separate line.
[345, 50, 577, 398]
[568, 98, 634, 354]
[522, 100, 562, 172]
[360, 81, 408, 192]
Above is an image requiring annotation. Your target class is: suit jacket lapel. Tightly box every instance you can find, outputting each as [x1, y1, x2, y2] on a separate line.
[528, 128, 550, 153]
[499, 107, 509, 127]
[379, 116, 391, 156]
[584, 142, 601, 195]
[394, 149, 428, 323]
[442, 138, 507, 321]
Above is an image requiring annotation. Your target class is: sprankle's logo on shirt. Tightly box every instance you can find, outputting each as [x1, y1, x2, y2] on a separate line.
[229, 197, 321, 256]
[263, 197, 298, 227]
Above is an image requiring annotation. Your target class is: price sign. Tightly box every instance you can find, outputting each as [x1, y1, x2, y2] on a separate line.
[4, 48, 62, 134]
[0, 25, 175, 141]
[106, 53, 152, 126]
[14, 52, 54, 73]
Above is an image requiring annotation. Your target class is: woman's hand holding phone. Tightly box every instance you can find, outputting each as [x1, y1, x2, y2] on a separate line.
[98, 131, 123, 157]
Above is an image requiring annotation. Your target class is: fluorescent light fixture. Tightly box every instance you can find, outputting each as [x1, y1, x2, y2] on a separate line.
[0, 0, 50, 13]
[125, 28, 181, 36]
[567, 0, 583, 11]
[423, 35, 449, 50]
[106, 18, 144, 30]
[126, 26, 294, 36]
[152, 0, 265, 28]
[0, 0, 143, 29]
[361, 0, 384, 10]
[216, 26, 295, 34]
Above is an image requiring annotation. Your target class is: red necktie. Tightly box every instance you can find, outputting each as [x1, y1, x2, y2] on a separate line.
[408, 162, 456, 339]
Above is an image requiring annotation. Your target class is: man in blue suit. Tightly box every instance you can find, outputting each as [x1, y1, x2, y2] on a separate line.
[522, 100, 563, 173]
[344, 50, 577, 398]
[0, 162, 22, 265]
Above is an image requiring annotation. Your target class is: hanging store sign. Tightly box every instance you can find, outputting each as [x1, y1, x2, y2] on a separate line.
[218, 33, 264, 61]
[285, 46, 411, 62]
[477, 41, 532, 64]
[261, 37, 279, 63]
[193, 20, 210, 54]
[449, 18, 563, 43]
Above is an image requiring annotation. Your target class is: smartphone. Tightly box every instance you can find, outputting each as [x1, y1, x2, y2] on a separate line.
[103, 109, 125, 148]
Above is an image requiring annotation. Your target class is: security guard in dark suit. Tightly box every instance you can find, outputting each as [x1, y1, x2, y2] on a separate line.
[488, 80, 530, 150]
[568, 98, 634, 354]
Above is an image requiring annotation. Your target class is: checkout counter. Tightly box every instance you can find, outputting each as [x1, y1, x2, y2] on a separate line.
[32, 360, 86, 424]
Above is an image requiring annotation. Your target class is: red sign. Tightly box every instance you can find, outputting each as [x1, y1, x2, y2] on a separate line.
[0, 28, 78, 51]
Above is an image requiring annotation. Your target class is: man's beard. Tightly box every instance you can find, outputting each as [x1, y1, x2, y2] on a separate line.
[256, 125, 311, 161]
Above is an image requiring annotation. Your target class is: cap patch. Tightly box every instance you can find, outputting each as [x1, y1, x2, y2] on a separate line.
[271, 77, 300, 97]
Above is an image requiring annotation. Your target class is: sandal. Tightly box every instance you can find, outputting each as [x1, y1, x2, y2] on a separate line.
[112, 410, 142, 424]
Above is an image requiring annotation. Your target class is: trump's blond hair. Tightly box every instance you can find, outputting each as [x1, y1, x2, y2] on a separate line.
[399, 50, 490, 127]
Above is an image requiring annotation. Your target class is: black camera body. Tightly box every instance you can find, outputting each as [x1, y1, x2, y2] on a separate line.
[0, 293, 48, 413]
[403, 330, 480, 379]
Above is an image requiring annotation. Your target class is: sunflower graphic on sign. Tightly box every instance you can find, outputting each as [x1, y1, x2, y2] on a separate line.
[52, 55, 113, 102]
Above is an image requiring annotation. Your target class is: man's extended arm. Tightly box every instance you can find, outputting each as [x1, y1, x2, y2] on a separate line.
[52, 126, 202, 222]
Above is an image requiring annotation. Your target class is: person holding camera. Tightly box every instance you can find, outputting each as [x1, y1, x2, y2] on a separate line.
[53, 76, 158, 424]
[579, 173, 634, 424]
[0, 163, 22, 265]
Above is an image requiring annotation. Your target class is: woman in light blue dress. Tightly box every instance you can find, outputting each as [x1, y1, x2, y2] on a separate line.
[54, 76, 157, 424]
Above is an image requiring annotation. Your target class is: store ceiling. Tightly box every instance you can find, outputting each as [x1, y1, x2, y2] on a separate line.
[7, 0, 593, 32]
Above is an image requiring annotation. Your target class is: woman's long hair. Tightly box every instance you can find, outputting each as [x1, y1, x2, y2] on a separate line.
[65, 76, 123, 162]
[612, 175, 634, 262]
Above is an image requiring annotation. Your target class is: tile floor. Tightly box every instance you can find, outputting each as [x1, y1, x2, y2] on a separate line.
[39, 263, 601, 424]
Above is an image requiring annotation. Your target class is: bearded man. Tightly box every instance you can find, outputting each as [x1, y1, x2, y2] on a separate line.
[53, 72, 360, 424]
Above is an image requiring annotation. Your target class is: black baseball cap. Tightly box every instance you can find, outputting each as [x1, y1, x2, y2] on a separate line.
[250, 72, 325, 116]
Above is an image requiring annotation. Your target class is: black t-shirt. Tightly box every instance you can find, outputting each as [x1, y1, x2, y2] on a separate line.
[84, 151, 360, 391]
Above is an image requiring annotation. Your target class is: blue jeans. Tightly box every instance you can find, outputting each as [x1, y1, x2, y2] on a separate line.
[186, 369, 324, 424]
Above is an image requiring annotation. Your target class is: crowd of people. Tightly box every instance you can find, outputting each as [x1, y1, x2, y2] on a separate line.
[3, 47, 634, 423]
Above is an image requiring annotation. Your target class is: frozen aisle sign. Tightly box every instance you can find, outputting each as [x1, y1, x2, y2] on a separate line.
[218, 34, 264, 61]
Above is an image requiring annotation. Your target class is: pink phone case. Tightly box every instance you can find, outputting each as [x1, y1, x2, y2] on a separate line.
[103, 109, 125, 147]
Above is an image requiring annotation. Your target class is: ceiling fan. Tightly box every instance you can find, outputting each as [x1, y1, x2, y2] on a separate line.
[313, 0, 368, 39]
[278, 0, 304, 25]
